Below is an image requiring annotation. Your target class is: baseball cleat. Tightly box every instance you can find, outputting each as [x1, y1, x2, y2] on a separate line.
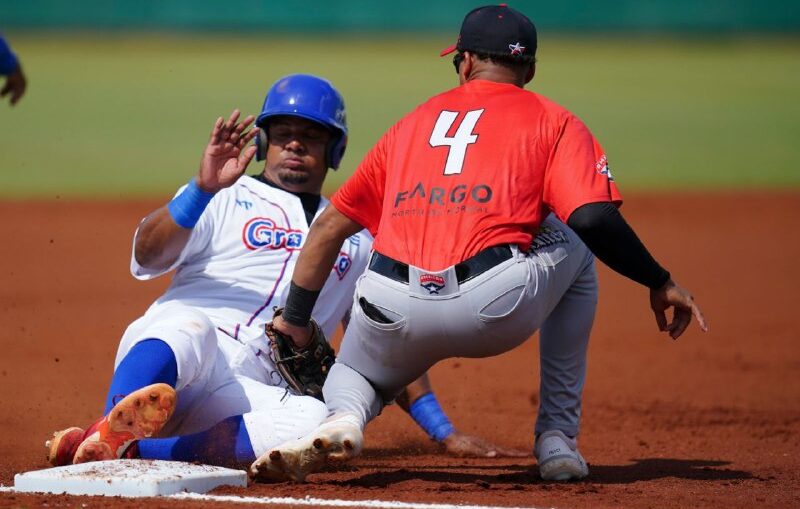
[45, 383, 176, 466]
[45, 427, 84, 466]
[534, 429, 589, 481]
[250, 415, 363, 482]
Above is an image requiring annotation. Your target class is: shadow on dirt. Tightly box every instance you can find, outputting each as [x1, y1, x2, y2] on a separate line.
[333, 458, 754, 488]
[587, 458, 756, 484]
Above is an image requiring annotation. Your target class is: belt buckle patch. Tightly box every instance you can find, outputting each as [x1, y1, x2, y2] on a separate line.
[419, 273, 446, 295]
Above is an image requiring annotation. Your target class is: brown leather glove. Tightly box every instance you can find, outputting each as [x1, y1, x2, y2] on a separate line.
[265, 308, 335, 401]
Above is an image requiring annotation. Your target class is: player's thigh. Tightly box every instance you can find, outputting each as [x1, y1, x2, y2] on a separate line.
[501, 217, 596, 338]
[337, 273, 428, 395]
[116, 302, 218, 388]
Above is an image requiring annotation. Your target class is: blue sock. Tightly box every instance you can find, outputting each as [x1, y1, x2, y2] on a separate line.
[137, 415, 255, 467]
[104, 339, 178, 414]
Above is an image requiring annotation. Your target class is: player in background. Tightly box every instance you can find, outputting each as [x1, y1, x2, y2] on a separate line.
[45, 74, 520, 469]
[0, 34, 27, 105]
[252, 5, 708, 483]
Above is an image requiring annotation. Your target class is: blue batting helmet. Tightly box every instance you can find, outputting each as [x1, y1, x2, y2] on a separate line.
[254, 74, 348, 170]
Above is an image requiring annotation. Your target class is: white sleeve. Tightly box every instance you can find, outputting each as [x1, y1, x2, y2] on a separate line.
[129, 185, 215, 280]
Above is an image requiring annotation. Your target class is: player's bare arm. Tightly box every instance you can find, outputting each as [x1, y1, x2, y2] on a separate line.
[134, 110, 259, 270]
[272, 205, 363, 348]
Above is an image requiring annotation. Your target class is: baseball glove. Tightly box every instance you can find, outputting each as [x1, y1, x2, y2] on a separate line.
[265, 308, 335, 401]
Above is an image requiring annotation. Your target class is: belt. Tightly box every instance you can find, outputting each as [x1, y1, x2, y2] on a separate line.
[369, 245, 513, 285]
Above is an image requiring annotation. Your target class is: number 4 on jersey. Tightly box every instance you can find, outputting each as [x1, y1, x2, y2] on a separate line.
[429, 109, 485, 175]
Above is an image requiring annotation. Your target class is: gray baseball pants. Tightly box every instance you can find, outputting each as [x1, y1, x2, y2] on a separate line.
[324, 214, 597, 438]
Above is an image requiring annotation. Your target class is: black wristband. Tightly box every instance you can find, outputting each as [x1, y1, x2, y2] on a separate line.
[282, 281, 321, 327]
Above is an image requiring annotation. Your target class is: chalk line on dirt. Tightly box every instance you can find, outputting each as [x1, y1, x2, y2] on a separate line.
[0, 486, 548, 509]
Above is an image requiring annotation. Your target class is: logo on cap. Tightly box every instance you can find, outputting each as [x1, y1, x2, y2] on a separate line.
[508, 42, 526, 55]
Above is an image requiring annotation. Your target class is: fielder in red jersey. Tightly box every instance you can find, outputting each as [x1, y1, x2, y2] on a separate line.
[254, 3, 707, 485]
[332, 79, 621, 270]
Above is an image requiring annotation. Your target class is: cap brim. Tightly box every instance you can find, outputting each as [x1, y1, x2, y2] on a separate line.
[439, 44, 457, 57]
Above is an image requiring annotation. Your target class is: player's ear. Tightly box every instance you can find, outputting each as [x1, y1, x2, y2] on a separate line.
[524, 62, 535, 84]
[459, 51, 474, 84]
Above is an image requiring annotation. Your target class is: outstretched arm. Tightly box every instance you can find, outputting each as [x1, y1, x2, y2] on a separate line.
[567, 202, 708, 339]
[272, 205, 364, 347]
[134, 110, 259, 270]
[396, 374, 527, 458]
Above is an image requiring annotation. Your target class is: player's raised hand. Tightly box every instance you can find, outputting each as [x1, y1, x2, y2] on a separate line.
[649, 279, 708, 339]
[198, 109, 259, 193]
[441, 432, 529, 458]
[1, 66, 27, 106]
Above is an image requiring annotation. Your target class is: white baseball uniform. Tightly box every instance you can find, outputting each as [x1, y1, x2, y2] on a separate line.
[114, 175, 372, 456]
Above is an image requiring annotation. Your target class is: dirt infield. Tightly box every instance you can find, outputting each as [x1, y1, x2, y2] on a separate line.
[1, 192, 798, 509]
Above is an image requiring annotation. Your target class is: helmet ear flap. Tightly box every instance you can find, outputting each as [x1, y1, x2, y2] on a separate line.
[328, 134, 347, 170]
[255, 128, 269, 162]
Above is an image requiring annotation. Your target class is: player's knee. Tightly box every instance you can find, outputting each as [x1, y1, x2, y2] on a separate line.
[164, 306, 216, 350]
[289, 395, 329, 436]
[243, 396, 327, 457]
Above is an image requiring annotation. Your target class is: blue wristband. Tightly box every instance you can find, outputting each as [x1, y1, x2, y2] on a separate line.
[409, 392, 455, 442]
[0, 37, 19, 75]
[167, 179, 214, 228]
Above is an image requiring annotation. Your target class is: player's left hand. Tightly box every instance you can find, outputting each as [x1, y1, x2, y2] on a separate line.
[272, 313, 313, 350]
[441, 431, 529, 458]
[650, 278, 708, 339]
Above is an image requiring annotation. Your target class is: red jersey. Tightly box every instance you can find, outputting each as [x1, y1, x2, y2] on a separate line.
[332, 79, 622, 271]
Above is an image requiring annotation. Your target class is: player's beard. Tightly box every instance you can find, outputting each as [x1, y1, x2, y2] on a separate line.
[276, 168, 310, 185]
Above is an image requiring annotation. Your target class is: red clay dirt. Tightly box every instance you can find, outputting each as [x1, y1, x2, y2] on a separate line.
[1, 192, 798, 509]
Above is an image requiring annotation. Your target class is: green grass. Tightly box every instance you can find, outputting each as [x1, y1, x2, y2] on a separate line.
[0, 33, 798, 198]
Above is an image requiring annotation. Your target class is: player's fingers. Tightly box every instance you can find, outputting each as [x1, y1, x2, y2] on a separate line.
[234, 114, 256, 134]
[653, 308, 667, 332]
[209, 117, 224, 143]
[668, 308, 692, 339]
[222, 109, 241, 133]
[0, 82, 10, 97]
[230, 115, 255, 144]
[692, 302, 709, 332]
[238, 127, 260, 148]
[238, 145, 258, 170]
[491, 445, 530, 458]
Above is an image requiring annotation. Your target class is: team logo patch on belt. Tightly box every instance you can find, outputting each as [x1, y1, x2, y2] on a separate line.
[419, 274, 446, 295]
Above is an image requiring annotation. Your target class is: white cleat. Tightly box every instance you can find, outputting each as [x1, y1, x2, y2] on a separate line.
[250, 416, 363, 482]
[534, 429, 589, 481]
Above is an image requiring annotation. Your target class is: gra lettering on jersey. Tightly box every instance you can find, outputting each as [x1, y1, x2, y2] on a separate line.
[334, 252, 353, 280]
[242, 217, 304, 251]
[419, 273, 446, 295]
[394, 182, 493, 208]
